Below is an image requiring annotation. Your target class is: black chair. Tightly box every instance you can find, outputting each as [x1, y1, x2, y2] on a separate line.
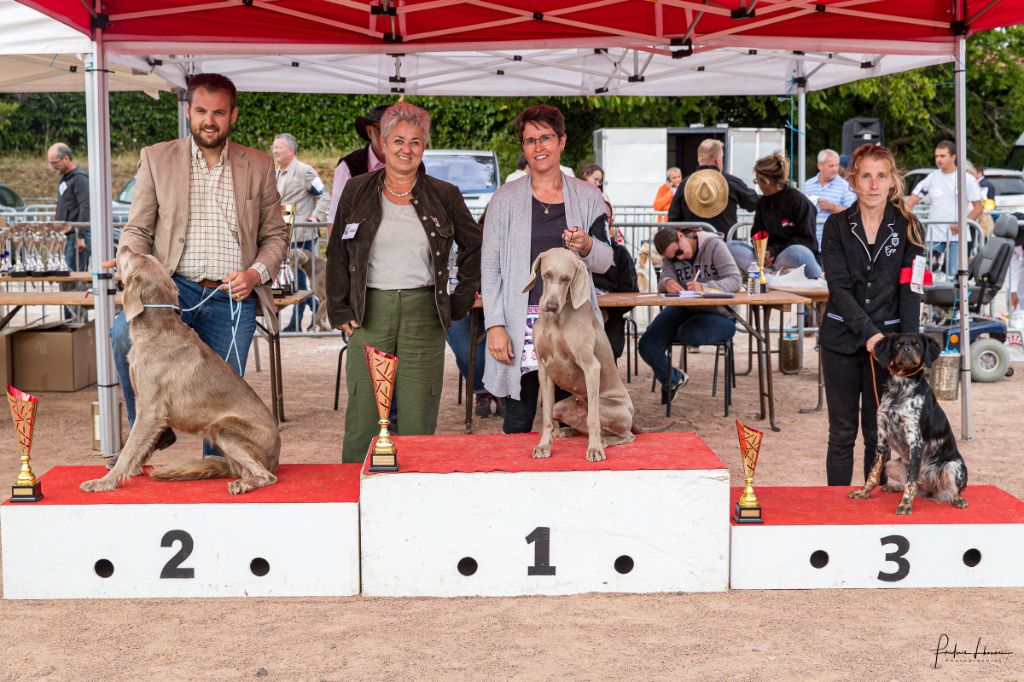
[333, 332, 349, 411]
[654, 336, 736, 418]
[923, 213, 1018, 314]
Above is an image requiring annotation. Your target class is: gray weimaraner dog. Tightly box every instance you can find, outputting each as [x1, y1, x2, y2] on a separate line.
[524, 247, 638, 462]
[80, 247, 280, 495]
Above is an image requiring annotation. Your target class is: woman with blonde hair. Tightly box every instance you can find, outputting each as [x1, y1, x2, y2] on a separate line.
[732, 151, 821, 278]
[327, 101, 481, 461]
[819, 143, 926, 486]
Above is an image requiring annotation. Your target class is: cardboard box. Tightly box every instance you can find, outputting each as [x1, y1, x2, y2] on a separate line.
[0, 330, 13, 388]
[12, 322, 97, 392]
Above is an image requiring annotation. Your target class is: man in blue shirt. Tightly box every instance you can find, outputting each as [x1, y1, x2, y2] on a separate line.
[801, 148, 856, 250]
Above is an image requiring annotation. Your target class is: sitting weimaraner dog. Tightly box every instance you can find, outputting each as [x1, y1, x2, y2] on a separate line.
[80, 247, 280, 495]
[524, 247, 639, 462]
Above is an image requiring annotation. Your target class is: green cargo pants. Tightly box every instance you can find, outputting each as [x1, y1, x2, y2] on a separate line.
[342, 287, 446, 462]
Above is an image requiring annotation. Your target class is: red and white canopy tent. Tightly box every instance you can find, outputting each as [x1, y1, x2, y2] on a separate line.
[13, 0, 1024, 452]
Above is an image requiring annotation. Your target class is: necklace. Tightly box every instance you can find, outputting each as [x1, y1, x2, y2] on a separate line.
[537, 198, 553, 215]
[532, 177, 562, 215]
[383, 178, 415, 198]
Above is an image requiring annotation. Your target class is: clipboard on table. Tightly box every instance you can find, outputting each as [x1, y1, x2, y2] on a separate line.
[700, 288, 735, 300]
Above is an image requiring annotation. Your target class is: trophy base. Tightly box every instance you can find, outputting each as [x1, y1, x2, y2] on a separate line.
[11, 481, 43, 502]
[369, 452, 399, 472]
[8, 270, 30, 278]
[733, 502, 763, 524]
[53, 270, 70, 277]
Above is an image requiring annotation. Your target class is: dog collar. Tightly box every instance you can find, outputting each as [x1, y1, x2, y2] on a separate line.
[888, 363, 924, 378]
[142, 304, 182, 314]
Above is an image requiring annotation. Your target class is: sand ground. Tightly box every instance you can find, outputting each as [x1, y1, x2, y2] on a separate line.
[1, 324, 1023, 681]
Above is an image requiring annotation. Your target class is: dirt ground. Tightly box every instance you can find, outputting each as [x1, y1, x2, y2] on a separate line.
[1, 325, 1023, 681]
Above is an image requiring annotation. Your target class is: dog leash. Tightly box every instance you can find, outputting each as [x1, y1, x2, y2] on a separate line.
[142, 281, 244, 371]
[869, 350, 925, 407]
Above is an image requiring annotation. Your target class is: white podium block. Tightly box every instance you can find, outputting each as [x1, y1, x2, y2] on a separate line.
[2, 464, 361, 599]
[730, 485, 1024, 589]
[361, 432, 730, 597]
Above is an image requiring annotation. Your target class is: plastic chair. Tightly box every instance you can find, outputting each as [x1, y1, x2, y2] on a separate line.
[653, 337, 736, 418]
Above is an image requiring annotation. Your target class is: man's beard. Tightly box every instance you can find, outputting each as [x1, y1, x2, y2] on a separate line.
[189, 119, 231, 150]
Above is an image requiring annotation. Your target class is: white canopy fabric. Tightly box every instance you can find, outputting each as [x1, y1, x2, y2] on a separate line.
[0, 1, 172, 93]
[136, 48, 949, 97]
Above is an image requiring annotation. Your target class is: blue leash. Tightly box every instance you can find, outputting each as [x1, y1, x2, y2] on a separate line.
[144, 281, 244, 370]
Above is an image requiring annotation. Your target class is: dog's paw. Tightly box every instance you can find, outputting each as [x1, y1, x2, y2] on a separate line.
[227, 479, 252, 495]
[952, 497, 968, 509]
[532, 444, 551, 459]
[848, 489, 871, 500]
[586, 445, 606, 463]
[881, 483, 904, 493]
[895, 502, 914, 515]
[79, 478, 117, 493]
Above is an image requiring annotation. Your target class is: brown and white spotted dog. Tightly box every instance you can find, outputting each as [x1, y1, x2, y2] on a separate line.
[849, 333, 968, 514]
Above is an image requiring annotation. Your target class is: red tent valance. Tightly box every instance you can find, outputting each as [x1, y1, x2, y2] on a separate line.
[16, 1, 1024, 55]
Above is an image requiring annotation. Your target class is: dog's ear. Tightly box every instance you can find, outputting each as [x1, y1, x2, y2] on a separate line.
[923, 334, 942, 368]
[872, 333, 895, 369]
[569, 258, 592, 310]
[122, 282, 144, 321]
[522, 254, 543, 294]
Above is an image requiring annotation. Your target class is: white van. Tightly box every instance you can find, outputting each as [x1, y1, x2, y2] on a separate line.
[422, 150, 499, 218]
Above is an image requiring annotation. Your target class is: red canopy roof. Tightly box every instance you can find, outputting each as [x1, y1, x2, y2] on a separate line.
[16, 1, 1024, 56]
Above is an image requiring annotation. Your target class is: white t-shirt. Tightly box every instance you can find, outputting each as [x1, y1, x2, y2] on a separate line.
[912, 168, 982, 242]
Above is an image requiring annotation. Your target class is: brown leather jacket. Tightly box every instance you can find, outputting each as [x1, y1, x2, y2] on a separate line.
[325, 168, 481, 330]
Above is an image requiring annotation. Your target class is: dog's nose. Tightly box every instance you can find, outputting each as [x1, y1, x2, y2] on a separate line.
[545, 300, 559, 312]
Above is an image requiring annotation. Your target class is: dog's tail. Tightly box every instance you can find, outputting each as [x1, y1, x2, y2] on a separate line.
[149, 458, 233, 481]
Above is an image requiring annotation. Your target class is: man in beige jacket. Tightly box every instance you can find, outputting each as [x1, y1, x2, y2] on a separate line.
[111, 73, 288, 455]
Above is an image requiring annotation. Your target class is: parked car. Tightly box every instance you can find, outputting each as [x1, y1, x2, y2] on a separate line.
[112, 176, 135, 224]
[0, 183, 25, 213]
[421, 150, 499, 218]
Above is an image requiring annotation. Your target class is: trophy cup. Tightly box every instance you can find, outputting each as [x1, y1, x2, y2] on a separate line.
[734, 419, 763, 523]
[752, 230, 769, 292]
[50, 223, 70, 276]
[0, 217, 10, 274]
[273, 204, 297, 296]
[7, 385, 43, 502]
[363, 343, 399, 472]
[9, 222, 28, 277]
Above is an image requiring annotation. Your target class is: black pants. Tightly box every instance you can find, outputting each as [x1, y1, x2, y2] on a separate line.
[822, 347, 891, 486]
[503, 371, 571, 434]
[604, 310, 627, 361]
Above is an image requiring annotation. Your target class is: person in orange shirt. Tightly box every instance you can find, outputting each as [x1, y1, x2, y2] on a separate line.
[653, 166, 682, 221]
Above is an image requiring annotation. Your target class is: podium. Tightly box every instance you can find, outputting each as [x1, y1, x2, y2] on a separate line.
[729, 486, 1024, 589]
[1, 464, 362, 599]
[359, 432, 730, 597]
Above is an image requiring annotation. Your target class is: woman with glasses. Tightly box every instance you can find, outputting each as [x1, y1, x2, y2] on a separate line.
[327, 101, 482, 462]
[481, 104, 613, 433]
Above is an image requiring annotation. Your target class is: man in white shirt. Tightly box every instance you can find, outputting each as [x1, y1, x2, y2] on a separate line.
[906, 140, 984, 276]
[801, 148, 856, 249]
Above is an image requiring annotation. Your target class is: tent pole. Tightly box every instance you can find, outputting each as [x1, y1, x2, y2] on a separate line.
[954, 29, 972, 441]
[797, 66, 806, 186]
[177, 88, 188, 139]
[84, 33, 120, 456]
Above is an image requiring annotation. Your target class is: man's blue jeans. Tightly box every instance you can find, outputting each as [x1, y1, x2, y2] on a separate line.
[110, 275, 258, 456]
[639, 308, 736, 389]
[730, 242, 822, 279]
[62, 231, 91, 319]
[284, 239, 317, 330]
[445, 315, 486, 394]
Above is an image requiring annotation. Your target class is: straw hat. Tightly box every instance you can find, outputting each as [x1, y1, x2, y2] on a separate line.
[683, 169, 729, 219]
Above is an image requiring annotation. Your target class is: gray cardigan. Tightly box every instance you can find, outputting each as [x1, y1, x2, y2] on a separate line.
[481, 173, 613, 400]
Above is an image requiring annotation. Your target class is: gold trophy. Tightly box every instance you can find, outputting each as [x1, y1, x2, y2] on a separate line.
[273, 204, 297, 296]
[752, 230, 769, 290]
[7, 385, 43, 502]
[734, 419, 763, 523]
[363, 343, 399, 472]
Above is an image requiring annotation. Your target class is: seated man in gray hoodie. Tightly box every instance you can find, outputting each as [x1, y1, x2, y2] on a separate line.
[638, 227, 743, 404]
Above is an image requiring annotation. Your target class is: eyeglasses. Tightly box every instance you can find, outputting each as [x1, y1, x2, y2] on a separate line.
[522, 133, 558, 148]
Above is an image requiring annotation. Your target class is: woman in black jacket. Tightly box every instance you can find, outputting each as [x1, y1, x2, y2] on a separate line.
[820, 144, 926, 486]
[327, 102, 481, 461]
